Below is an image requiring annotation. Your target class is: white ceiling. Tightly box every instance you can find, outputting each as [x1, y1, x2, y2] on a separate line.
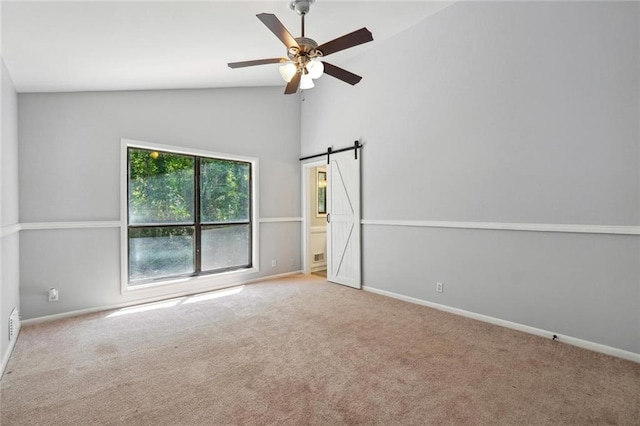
[1, 1, 453, 93]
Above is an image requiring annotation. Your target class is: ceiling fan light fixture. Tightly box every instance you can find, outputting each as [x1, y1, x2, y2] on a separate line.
[278, 62, 298, 82]
[306, 59, 324, 79]
[300, 73, 315, 90]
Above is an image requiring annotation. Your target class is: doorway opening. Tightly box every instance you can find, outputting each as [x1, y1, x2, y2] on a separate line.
[302, 160, 327, 277]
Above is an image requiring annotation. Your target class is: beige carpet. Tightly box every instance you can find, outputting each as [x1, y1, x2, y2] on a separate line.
[1, 275, 639, 425]
[311, 270, 327, 278]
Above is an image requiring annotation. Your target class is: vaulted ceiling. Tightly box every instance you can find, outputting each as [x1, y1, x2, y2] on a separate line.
[2, 1, 452, 93]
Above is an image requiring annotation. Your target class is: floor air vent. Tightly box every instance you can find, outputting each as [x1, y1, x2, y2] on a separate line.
[9, 308, 20, 341]
[314, 253, 325, 262]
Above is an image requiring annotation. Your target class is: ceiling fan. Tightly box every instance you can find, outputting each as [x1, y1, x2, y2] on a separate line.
[228, 0, 373, 95]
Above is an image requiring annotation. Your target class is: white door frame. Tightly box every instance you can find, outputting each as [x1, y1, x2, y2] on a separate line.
[301, 159, 327, 274]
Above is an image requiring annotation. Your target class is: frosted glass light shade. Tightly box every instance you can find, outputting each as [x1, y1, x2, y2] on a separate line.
[300, 73, 315, 90]
[307, 60, 324, 79]
[279, 63, 297, 82]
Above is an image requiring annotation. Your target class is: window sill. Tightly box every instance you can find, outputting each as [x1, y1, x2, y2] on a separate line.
[121, 266, 259, 297]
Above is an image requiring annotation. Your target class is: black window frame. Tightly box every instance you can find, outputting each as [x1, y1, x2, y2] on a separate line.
[126, 146, 253, 286]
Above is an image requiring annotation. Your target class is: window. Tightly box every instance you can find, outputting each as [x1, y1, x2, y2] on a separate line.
[125, 144, 254, 287]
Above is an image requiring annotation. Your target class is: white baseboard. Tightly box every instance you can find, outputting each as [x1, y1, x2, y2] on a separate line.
[22, 271, 303, 326]
[1, 326, 20, 380]
[363, 286, 640, 364]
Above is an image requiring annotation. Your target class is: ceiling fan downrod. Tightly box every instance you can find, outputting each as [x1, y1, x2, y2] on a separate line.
[290, 0, 314, 36]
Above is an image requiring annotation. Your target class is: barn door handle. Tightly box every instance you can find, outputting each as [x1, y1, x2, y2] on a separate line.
[326, 213, 330, 223]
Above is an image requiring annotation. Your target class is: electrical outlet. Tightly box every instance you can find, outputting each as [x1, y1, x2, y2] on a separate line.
[290, 258, 295, 267]
[436, 282, 444, 293]
[48, 288, 59, 302]
[271, 259, 277, 268]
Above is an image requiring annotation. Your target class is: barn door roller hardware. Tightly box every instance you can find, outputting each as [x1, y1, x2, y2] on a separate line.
[299, 140, 362, 163]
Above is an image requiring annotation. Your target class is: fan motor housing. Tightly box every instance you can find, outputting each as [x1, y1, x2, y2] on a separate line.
[289, 37, 320, 60]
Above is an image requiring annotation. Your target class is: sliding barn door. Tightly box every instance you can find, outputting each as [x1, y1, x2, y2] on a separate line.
[326, 150, 361, 289]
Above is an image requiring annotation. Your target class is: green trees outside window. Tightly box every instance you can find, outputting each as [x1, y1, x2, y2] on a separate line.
[127, 147, 252, 285]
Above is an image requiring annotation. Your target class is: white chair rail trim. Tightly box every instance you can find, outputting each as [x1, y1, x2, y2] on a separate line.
[10, 219, 638, 236]
[14, 217, 304, 232]
[0, 223, 22, 238]
[361, 219, 639, 236]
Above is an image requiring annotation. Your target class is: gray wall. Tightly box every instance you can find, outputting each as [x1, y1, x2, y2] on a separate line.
[301, 1, 640, 353]
[1, 57, 21, 364]
[18, 86, 301, 319]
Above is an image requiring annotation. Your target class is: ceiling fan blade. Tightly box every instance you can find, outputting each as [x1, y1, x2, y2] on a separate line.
[228, 58, 287, 69]
[257, 13, 300, 49]
[317, 28, 373, 57]
[284, 71, 301, 95]
[322, 62, 362, 86]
